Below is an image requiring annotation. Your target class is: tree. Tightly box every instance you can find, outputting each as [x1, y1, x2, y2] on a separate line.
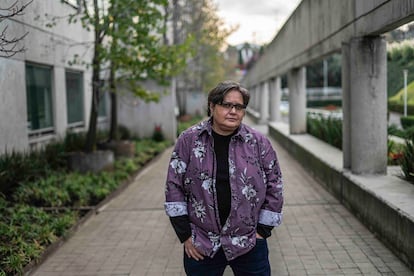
[0, 0, 33, 57]
[106, 0, 186, 141]
[65, 0, 189, 151]
[168, 0, 235, 116]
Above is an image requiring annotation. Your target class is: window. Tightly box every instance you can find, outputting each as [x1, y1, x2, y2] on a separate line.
[26, 63, 54, 133]
[66, 70, 84, 126]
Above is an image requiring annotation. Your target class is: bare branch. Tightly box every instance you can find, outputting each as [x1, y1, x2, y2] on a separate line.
[0, 0, 34, 20]
[0, 0, 33, 57]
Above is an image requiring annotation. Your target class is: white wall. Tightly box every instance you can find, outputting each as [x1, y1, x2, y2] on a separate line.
[0, 0, 94, 153]
[0, 0, 177, 154]
[0, 58, 28, 152]
[185, 91, 206, 117]
[117, 80, 177, 141]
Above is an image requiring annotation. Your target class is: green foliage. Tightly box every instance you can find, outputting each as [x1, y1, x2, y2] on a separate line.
[64, 131, 87, 152]
[0, 130, 113, 196]
[10, 172, 119, 207]
[172, 0, 236, 98]
[388, 102, 414, 114]
[400, 139, 414, 184]
[117, 125, 131, 140]
[387, 45, 414, 113]
[307, 99, 342, 108]
[307, 114, 414, 174]
[177, 115, 204, 136]
[151, 125, 165, 142]
[387, 44, 414, 97]
[0, 150, 58, 197]
[62, 0, 188, 151]
[0, 199, 77, 275]
[388, 124, 406, 138]
[307, 114, 343, 150]
[400, 115, 414, 129]
[0, 138, 171, 275]
[387, 139, 404, 166]
[306, 54, 342, 88]
[388, 80, 414, 105]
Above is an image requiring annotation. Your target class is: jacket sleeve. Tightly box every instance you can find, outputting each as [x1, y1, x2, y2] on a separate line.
[258, 137, 284, 227]
[164, 134, 190, 219]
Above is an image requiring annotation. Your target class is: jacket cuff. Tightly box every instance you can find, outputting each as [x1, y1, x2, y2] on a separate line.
[259, 209, 282, 227]
[165, 201, 188, 217]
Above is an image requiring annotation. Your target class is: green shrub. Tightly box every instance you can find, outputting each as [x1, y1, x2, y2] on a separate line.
[0, 151, 53, 197]
[387, 102, 414, 114]
[388, 139, 404, 166]
[12, 171, 123, 208]
[12, 175, 71, 207]
[152, 125, 165, 142]
[0, 201, 77, 275]
[307, 99, 342, 108]
[117, 125, 131, 140]
[307, 114, 342, 150]
[64, 131, 87, 152]
[400, 139, 414, 184]
[177, 115, 204, 136]
[400, 115, 414, 129]
[0, 138, 172, 275]
[388, 124, 406, 138]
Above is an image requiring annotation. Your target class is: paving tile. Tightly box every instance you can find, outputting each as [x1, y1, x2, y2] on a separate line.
[30, 120, 414, 276]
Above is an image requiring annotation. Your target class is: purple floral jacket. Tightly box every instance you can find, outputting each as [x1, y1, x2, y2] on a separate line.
[164, 119, 283, 260]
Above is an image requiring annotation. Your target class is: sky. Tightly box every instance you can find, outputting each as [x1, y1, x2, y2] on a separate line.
[214, 0, 302, 46]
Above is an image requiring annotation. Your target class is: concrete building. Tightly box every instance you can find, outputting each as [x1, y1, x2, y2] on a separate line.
[242, 0, 414, 268]
[0, 0, 176, 154]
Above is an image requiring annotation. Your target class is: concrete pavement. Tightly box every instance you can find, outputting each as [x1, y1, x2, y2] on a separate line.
[30, 121, 414, 276]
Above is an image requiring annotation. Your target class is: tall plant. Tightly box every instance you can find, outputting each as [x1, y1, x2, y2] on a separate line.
[65, 0, 189, 151]
[170, 0, 235, 116]
[400, 134, 414, 184]
[106, 0, 190, 141]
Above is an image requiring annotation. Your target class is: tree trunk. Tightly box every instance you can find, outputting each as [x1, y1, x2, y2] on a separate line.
[84, 0, 101, 153]
[109, 61, 118, 142]
[84, 65, 99, 152]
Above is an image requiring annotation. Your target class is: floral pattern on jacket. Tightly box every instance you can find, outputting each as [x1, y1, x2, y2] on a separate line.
[164, 119, 283, 260]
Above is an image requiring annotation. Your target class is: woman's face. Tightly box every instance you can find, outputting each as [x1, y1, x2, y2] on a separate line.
[210, 89, 246, 135]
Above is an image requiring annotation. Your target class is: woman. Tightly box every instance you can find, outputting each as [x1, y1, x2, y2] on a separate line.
[164, 80, 284, 275]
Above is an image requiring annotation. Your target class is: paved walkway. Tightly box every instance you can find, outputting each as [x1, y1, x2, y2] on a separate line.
[30, 121, 414, 276]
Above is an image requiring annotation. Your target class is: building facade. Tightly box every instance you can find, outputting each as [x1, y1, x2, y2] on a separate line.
[0, 0, 176, 154]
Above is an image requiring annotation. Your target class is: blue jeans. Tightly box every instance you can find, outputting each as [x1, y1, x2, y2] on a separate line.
[184, 239, 270, 276]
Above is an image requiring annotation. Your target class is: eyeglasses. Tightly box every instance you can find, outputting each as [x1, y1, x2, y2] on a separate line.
[217, 101, 246, 111]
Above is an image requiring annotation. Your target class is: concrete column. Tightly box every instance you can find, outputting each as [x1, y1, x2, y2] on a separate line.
[349, 36, 387, 175]
[255, 85, 261, 112]
[288, 67, 307, 134]
[249, 86, 256, 112]
[269, 77, 282, 122]
[53, 67, 67, 138]
[342, 42, 351, 169]
[169, 77, 178, 142]
[259, 81, 269, 124]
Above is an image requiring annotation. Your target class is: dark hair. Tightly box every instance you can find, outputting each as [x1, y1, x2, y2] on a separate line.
[207, 80, 250, 116]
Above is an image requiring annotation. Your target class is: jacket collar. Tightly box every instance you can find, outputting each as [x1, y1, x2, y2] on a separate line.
[198, 117, 250, 141]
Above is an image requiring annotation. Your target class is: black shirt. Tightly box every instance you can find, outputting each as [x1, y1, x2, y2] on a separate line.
[212, 130, 233, 227]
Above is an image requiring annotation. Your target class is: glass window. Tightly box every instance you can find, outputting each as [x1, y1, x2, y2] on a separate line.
[26, 63, 54, 131]
[66, 70, 84, 125]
